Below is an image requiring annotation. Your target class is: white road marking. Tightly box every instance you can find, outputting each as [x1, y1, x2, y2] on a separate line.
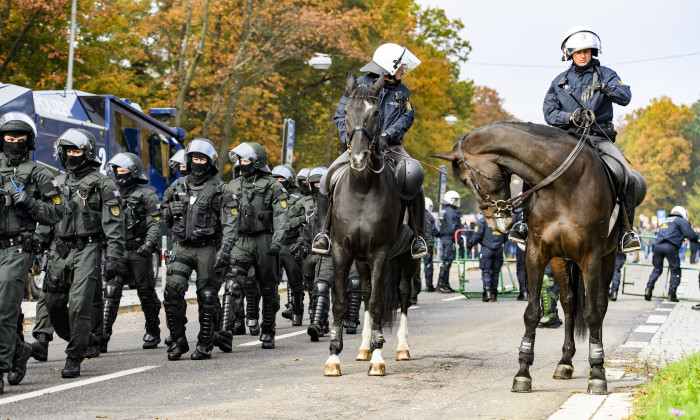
[654, 308, 673, 312]
[620, 341, 650, 348]
[238, 329, 307, 347]
[646, 315, 667, 324]
[0, 365, 159, 406]
[634, 325, 659, 334]
[442, 295, 467, 301]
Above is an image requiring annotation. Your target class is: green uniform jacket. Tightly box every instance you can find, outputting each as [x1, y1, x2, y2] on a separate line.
[299, 194, 318, 248]
[122, 186, 161, 247]
[229, 174, 290, 246]
[57, 169, 125, 260]
[283, 191, 306, 244]
[0, 154, 64, 234]
[161, 175, 237, 249]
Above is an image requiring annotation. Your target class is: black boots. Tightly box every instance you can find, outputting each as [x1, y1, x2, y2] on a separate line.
[101, 277, 124, 353]
[482, 288, 492, 302]
[85, 333, 101, 359]
[31, 332, 50, 361]
[61, 357, 82, 378]
[191, 289, 217, 360]
[609, 290, 618, 301]
[291, 291, 304, 327]
[644, 286, 653, 301]
[139, 289, 162, 349]
[345, 278, 362, 334]
[437, 263, 455, 293]
[164, 286, 189, 360]
[260, 295, 278, 349]
[668, 292, 679, 302]
[509, 221, 528, 246]
[7, 342, 33, 385]
[308, 282, 330, 342]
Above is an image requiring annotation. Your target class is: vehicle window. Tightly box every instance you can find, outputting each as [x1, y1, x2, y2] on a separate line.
[113, 111, 137, 152]
[140, 126, 152, 171]
[78, 96, 106, 126]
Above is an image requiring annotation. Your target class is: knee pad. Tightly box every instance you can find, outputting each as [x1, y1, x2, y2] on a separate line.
[199, 288, 218, 305]
[104, 282, 123, 300]
[261, 284, 277, 297]
[314, 281, 330, 295]
[224, 279, 242, 297]
[349, 277, 361, 292]
[164, 285, 184, 304]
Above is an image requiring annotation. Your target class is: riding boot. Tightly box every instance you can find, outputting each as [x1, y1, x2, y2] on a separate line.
[620, 186, 641, 253]
[609, 290, 618, 301]
[482, 287, 492, 302]
[191, 289, 217, 360]
[509, 221, 528, 247]
[31, 332, 50, 362]
[644, 286, 653, 301]
[260, 295, 278, 349]
[308, 282, 330, 342]
[410, 197, 428, 259]
[437, 263, 455, 293]
[291, 291, 304, 327]
[138, 289, 161, 349]
[101, 277, 124, 353]
[311, 192, 331, 255]
[345, 277, 362, 334]
[164, 286, 189, 360]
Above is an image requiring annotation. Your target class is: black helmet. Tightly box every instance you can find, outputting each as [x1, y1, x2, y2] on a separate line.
[54, 128, 101, 167]
[108, 152, 149, 185]
[228, 142, 270, 173]
[0, 111, 37, 152]
[271, 164, 298, 188]
[185, 138, 218, 175]
[307, 166, 327, 184]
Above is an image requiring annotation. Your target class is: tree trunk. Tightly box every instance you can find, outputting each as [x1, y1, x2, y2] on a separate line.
[0, 12, 38, 78]
[0, 0, 11, 35]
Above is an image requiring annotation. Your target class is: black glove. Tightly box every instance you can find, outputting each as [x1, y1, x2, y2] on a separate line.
[378, 133, 389, 152]
[570, 109, 595, 127]
[12, 190, 35, 209]
[136, 240, 155, 258]
[267, 243, 281, 256]
[581, 82, 604, 103]
[290, 241, 306, 262]
[104, 257, 124, 280]
[214, 244, 232, 268]
[168, 201, 187, 217]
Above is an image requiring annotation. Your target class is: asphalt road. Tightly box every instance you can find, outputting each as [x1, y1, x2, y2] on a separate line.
[2, 262, 686, 419]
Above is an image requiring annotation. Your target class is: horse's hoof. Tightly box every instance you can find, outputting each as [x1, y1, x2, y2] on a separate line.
[324, 363, 341, 376]
[396, 350, 411, 361]
[587, 379, 608, 395]
[368, 363, 386, 376]
[511, 376, 532, 393]
[553, 364, 574, 380]
[356, 349, 371, 361]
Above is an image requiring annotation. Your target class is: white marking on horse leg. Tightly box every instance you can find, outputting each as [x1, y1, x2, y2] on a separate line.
[368, 348, 386, 376]
[397, 313, 409, 351]
[359, 310, 371, 351]
[370, 348, 385, 364]
[324, 354, 342, 376]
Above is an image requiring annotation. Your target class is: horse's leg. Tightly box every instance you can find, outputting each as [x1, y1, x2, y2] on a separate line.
[583, 251, 613, 394]
[512, 244, 547, 393]
[551, 259, 575, 379]
[367, 253, 390, 376]
[355, 262, 372, 361]
[324, 251, 352, 376]
[396, 255, 416, 361]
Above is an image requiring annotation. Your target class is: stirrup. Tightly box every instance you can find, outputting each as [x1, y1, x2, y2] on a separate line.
[411, 237, 428, 259]
[620, 231, 641, 253]
[311, 233, 331, 255]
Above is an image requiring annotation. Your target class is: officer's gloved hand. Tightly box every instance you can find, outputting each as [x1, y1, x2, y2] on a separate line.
[214, 244, 232, 269]
[290, 241, 306, 262]
[168, 201, 187, 218]
[581, 82, 605, 103]
[267, 243, 281, 256]
[570, 109, 595, 128]
[378, 133, 389, 153]
[104, 257, 124, 280]
[136, 240, 155, 258]
[12, 190, 35, 209]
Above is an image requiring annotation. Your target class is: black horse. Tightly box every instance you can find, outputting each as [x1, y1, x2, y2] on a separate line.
[323, 72, 418, 376]
[434, 121, 636, 394]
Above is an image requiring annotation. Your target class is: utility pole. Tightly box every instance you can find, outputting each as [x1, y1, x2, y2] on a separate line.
[66, 0, 77, 90]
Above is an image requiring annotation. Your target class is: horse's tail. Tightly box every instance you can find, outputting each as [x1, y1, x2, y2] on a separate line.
[379, 257, 401, 330]
[571, 264, 588, 340]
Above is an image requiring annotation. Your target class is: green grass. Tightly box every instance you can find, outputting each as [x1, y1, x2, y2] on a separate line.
[631, 351, 700, 419]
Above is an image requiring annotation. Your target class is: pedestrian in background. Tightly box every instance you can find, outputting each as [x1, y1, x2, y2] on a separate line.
[468, 214, 507, 302]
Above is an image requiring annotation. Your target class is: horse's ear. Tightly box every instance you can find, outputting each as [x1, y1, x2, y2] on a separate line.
[372, 75, 385, 95]
[431, 149, 459, 162]
[346, 71, 357, 94]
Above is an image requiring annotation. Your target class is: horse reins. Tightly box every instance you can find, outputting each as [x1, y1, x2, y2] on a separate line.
[456, 128, 589, 216]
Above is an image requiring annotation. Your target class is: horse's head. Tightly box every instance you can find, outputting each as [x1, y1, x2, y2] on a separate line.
[344, 71, 384, 172]
[432, 136, 514, 233]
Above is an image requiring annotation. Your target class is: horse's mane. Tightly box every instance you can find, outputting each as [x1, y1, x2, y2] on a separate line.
[351, 83, 375, 100]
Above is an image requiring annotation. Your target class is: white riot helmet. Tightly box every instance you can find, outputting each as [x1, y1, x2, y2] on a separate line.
[671, 206, 688, 219]
[425, 197, 434, 213]
[443, 190, 460, 208]
[360, 43, 421, 76]
[561, 26, 602, 61]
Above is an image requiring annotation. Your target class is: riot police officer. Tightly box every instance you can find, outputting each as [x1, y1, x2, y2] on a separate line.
[224, 143, 290, 349]
[101, 153, 162, 351]
[296, 167, 312, 196]
[645, 206, 699, 302]
[44, 128, 126, 378]
[0, 113, 64, 391]
[412, 197, 439, 302]
[161, 138, 237, 360]
[468, 214, 508, 302]
[437, 190, 461, 293]
[169, 149, 188, 177]
[272, 165, 306, 326]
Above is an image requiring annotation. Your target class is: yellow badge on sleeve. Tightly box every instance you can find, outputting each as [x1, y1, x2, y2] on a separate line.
[51, 195, 62, 204]
[110, 205, 120, 216]
[474, 226, 479, 232]
[231, 208, 238, 216]
[406, 101, 413, 110]
[280, 199, 287, 209]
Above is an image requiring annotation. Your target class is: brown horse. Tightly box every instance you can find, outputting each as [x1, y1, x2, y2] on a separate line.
[433, 121, 620, 394]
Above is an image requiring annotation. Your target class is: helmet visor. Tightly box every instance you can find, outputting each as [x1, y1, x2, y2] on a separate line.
[169, 149, 187, 168]
[271, 165, 294, 180]
[186, 139, 217, 160]
[0, 112, 37, 138]
[228, 143, 258, 162]
[57, 128, 92, 150]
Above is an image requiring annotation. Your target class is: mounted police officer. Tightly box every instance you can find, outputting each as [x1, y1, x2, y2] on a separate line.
[44, 128, 126, 378]
[161, 138, 237, 360]
[312, 43, 427, 260]
[101, 153, 162, 351]
[224, 142, 290, 349]
[0, 113, 64, 392]
[645, 206, 699, 302]
[272, 165, 306, 326]
[412, 197, 439, 302]
[437, 190, 461, 293]
[511, 26, 641, 253]
[468, 214, 507, 302]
